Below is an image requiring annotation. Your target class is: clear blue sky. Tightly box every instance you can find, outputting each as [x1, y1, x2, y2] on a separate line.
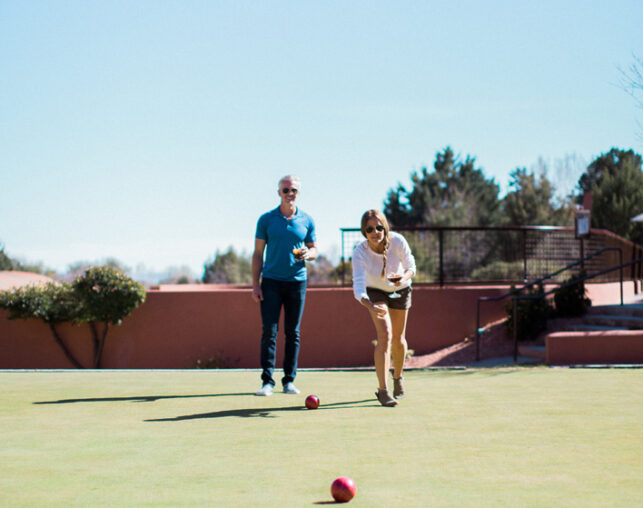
[1, 1, 641, 281]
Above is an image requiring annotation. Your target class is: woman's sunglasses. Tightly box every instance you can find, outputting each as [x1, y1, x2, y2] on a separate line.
[281, 187, 299, 194]
[365, 225, 385, 234]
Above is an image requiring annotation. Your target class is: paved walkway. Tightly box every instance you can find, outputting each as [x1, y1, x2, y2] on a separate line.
[623, 293, 643, 305]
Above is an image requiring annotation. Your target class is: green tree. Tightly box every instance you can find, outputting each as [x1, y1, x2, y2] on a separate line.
[203, 247, 252, 284]
[0, 243, 13, 271]
[384, 147, 501, 227]
[0, 266, 146, 368]
[383, 147, 502, 281]
[502, 167, 573, 226]
[72, 266, 147, 367]
[0, 242, 48, 274]
[576, 148, 642, 202]
[577, 148, 643, 244]
[590, 158, 643, 244]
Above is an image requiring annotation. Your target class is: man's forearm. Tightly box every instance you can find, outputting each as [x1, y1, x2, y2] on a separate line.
[252, 254, 263, 287]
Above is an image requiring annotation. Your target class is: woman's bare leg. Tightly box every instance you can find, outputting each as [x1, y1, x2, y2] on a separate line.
[389, 308, 409, 379]
[367, 306, 392, 390]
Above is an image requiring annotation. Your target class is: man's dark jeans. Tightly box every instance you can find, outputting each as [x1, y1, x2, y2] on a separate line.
[259, 277, 307, 387]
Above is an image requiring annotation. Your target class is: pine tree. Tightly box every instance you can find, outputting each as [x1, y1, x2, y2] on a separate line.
[502, 168, 573, 226]
[383, 147, 501, 227]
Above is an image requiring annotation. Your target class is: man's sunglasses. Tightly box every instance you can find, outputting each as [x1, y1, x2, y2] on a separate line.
[281, 188, 299, 194]
[365, 225, 385, 234]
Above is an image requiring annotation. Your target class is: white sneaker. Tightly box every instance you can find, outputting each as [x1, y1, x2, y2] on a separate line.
[283, 382, 300, 394]
[255, 384, 274, 396]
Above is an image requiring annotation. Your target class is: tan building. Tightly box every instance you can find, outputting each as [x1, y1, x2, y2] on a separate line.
[0, 271, 56, 291]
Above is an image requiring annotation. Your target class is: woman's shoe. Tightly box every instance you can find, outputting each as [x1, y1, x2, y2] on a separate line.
[393, 376, 405, 399]
[375, 389, 398, 407]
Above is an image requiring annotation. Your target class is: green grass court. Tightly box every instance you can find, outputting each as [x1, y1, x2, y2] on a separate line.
[1, 368, 641, 507]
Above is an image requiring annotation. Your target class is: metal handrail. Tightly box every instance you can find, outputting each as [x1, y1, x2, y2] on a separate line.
[474, 246, 623, 361]
[510, 256, 643, 362]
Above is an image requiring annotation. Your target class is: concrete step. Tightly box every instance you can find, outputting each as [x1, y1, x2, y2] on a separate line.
[588, 303, 643, 318]
[518, 344, 546, 360]
[567, 324, 629, 332]
[582, 314, 643, 329]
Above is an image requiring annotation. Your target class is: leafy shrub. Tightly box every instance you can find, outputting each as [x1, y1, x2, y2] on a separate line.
[554, 270, 591, 317]
[0, 282, 84, 367]
[0, 282, 78, 323]
[505, 283, 553, 342]
[72, 266, 146, 325]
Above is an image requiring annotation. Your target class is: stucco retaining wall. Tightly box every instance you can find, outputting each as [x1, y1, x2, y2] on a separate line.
[0, 285, 510, 369]
[546, 330, 643, 365]
[1, 281, 637, 369]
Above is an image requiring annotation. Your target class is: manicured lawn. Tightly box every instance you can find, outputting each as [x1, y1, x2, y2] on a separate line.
[1, 368, 641, 507]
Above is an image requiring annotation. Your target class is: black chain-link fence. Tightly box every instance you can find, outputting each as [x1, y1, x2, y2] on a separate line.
[340, 226, 643, 287]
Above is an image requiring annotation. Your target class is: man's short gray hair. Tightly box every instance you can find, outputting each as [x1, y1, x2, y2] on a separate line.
[278, 175, 301, 188]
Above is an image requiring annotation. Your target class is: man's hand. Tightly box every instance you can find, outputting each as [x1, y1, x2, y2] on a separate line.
[252, 286, 263, 303]
[299, 244, 318, 261]
[295, 246, 310, 260]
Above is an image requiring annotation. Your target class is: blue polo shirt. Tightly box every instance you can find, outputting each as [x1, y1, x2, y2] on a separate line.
[255, 206, 316, 281]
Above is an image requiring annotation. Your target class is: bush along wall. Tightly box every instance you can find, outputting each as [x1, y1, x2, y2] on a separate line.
[505, 283, 554, 342]
[0, 266, 146, 368]
[504, 271, 593, 343]
[554, 270, 592, 317]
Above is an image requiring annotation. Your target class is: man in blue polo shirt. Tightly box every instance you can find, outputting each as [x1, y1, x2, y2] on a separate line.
[251, 175, 318, 396]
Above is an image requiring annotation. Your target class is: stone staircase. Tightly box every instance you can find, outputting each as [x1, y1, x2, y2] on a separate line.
[518, 300, 643, 363]
[571, 303, 643, 331]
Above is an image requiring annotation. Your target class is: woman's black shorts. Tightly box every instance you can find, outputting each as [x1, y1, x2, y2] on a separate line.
[366, 286, 412, 310]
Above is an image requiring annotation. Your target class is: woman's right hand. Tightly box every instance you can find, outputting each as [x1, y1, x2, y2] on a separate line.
[372, 302, 388, 317]
[362, 298, 387, 317]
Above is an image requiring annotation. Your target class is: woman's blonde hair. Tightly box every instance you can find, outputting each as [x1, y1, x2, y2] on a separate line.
[360, 209, 391, 279]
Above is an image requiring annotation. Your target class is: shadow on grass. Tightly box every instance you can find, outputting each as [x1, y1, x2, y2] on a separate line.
[33, 392, 255, 405]
[145, 399, 376, 421]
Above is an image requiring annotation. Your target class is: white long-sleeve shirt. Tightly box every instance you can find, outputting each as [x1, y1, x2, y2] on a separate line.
[352, 231, 416, 302]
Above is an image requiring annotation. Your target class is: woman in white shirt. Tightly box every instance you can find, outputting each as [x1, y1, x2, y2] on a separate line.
[352, 209, 416, 407]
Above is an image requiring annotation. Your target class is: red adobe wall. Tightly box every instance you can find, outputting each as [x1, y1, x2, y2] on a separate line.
[546, 331, 643, 365]
[1, 282, 636, 369]
[0, 285, 511, 369]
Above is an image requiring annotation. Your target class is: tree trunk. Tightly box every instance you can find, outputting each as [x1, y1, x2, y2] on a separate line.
[48, 323, 84, 369]
[94, 322, 109, 369]
[89, 322, 100, 366]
